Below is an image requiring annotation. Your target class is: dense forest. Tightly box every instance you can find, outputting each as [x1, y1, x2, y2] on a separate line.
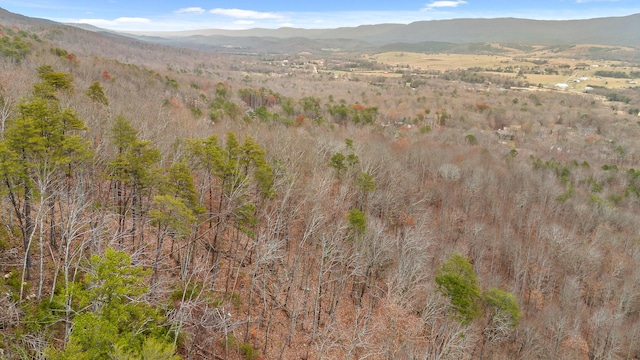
[1, 9, 640, 360]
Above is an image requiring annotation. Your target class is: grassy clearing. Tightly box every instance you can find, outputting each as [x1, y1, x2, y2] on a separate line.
[369, 52, 534, 71]
[367, 49, 640, 90]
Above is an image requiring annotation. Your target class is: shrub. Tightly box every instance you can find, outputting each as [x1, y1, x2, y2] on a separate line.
[475, 103, 490, 111]
[464, 134, 478, 145]
[347, 208, 367, 236]
[240, 342, 259, 360]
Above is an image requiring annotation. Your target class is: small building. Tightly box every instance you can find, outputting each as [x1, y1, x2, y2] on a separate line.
[496, 129, 514, 140]
[496, 126, 520, 140]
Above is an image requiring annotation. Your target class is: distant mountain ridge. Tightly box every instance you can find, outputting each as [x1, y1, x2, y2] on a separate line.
[132, 14, 640, 47]
[1, 6, 639, 55]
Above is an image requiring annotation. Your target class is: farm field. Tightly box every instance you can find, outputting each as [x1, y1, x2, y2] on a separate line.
[368, 48, 640, 90]
[369, 52, 534, 71]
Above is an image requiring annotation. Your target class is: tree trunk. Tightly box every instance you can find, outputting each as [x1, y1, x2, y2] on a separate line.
[153, 225, 164, 285]
[23, 181, 33, 281]
[131, 190, 138, 250]
[49, 196, 56, 248]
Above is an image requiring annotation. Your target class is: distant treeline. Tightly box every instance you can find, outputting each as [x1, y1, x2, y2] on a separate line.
[606, 93, 632, 103]
[440, 70, 530, 88]
[594, 70, 640, 79]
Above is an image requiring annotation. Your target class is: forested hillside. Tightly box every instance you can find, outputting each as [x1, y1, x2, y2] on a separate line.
[126, 13, 640, 51]
[1, 10, 640, 360]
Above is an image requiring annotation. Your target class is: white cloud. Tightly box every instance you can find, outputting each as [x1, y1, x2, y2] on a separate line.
[423, 1, 468, 11]
[115, 17, 151, 23]
[78, 17, 151, 26]
[209, 8, 283, 20]
[175, 7, 206, 14]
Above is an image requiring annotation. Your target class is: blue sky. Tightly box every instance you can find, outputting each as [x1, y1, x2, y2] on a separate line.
[3, 0, 640, 32]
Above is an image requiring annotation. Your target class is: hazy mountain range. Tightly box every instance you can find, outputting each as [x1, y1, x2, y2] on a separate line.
[2, 7, 640, 54]
[122, 13, 640, 53]
[134, 14, 640, 45]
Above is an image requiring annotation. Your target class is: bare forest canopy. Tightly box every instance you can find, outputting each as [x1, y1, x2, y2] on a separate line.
[1, 6, 640, 360]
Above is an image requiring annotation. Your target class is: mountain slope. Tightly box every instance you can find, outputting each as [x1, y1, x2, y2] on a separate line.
[317, 15, 640, 45]
[2, 6, 640, 360]
[5, 5, 637, 55]
[129, 14, 640, 48]
[3, 5, 640, 54]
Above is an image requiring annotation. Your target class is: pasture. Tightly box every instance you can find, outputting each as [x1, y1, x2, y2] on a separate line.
[366, 48, 640, 90]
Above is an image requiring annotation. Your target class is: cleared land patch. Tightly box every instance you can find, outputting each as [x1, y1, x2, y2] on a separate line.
[367, 49, 640, 91]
